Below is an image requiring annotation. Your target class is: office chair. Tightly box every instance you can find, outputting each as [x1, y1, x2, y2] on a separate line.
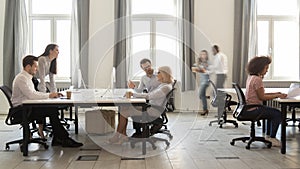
[129, 84, 175, 155]
[0, 85, 49, 151]
[208, 79, 238, 128]
[230, 83, 272, 149]
[166, 79, 177, 112]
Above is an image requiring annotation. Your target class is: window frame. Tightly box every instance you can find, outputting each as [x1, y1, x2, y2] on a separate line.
[27, 0, 72, 80]
[257, 2, 300, 80]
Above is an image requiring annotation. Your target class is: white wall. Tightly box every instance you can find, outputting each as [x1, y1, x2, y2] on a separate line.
[88, 0, 114, 88]
[176, 0, 234, 110]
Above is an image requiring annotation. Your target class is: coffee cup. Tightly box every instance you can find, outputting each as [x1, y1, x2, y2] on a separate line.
[125, 91, 132, 98]
[66, 91, 72, 99]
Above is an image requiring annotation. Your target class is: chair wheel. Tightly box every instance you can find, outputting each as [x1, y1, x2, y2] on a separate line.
[219, 125, 223, 128]
[245, 145, 250, 149]
[5, 145, 10, 150]
[166, 142, 170, 147]
[66, 124, 70, 129]
[235, 124, 238, 128]
[209, 123, 212, 126]
[267, 143, 272, 148]
[44, 144, 49, 149]
[242, 139, 246, 143]
[230, 141, 234, 146]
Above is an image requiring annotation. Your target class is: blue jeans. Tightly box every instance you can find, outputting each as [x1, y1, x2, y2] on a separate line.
[198, 74, 209, 110]
[247, 106, 282, 138]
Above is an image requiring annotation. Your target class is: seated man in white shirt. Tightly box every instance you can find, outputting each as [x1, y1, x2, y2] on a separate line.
[11, 55, 83, 147]
[127, 58, 161, 137]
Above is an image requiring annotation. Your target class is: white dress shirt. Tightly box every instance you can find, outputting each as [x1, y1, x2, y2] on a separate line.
[134, 74, 161, 93]
[213, 52, 228, 74]
[11, 70, 49, 107]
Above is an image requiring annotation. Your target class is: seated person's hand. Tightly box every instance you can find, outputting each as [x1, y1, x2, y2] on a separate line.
[49, 92, 63, 98]
[127, 80, 135, 89]
[278, 93, 287, 99]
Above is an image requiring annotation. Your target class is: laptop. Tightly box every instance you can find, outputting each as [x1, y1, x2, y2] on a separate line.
[287, 83, 300, 99]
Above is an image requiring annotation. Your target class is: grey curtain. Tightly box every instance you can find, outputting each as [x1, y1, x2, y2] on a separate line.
[114, 0, 128, 88]
[71, 0, 89, 88]
[181, 0, 195, 91]
[233, 0, 257, 87]
[3, 0, 28, 88]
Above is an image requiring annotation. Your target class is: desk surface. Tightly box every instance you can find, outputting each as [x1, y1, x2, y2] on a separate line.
[22, 89, 146, 105]
[219, 88, 289, 95]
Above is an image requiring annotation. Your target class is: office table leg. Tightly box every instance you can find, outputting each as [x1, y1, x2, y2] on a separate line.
[22, 107, 30, 156]
[281, 104, 287, 154]
[75, 106, 78, 134]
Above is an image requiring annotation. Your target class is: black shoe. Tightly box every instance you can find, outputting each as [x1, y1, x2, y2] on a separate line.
[52, 137, 83, 147]
[51, 137, 63, 146]
[131, 132, 143, 138]
[150, 124, 163, 135]
[61, 138, 83, 147]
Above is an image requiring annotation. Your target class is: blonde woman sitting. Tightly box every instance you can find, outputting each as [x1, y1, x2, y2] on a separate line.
[109, 66, 173, 144]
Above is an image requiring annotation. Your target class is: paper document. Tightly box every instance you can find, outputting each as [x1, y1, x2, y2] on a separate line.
[287, 83, 300, 98]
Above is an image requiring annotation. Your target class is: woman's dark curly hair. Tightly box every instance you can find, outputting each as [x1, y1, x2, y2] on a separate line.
[246, 56, 272, 75]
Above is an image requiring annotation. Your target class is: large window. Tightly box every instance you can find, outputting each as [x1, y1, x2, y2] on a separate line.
[257, 0, 299, 80]
[27, 0, 72, 79]
[129, 0, 180, 80]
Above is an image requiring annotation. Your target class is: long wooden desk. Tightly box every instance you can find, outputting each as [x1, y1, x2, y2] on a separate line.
[218, 88, 293, 154]
[21, 89, 146, 156]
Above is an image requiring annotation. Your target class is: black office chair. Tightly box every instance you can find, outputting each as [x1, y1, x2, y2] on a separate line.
[129, 85, 175, 155]
[0, 85, 49, 151]
[208, 79, 238, 128]
[230, 83, 272, 149]
[166, 79, 177, 112]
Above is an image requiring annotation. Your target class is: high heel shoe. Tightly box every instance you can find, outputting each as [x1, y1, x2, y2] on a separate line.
[200, 110, 209, 116]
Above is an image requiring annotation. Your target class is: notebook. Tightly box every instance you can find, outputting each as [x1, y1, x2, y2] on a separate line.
[287, 83, 300, 99]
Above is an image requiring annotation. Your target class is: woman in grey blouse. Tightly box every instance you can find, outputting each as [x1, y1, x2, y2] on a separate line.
[35, 44, 59, 93]
[108, 66, 174, 144]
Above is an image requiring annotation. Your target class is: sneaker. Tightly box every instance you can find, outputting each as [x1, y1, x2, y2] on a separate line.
[266, 137, 281, 147]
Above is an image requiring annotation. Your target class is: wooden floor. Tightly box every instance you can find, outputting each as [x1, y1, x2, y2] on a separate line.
[0, 109, 299, 169]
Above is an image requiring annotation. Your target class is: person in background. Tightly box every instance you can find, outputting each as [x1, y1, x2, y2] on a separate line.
[127, 58, 161, 137]
[245, 56, 286, 147]
[11, 55, 83, 147]
[194, 50, 210, 116]
[212, 45, 228, 88]
[33, 44, 59, 139]
[109, 66, 173, 144]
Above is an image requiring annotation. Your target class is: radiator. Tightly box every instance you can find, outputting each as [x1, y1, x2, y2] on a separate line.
[56, 81, 71, 92]
[264, 81, 296, 108]
[263, 81, 296, 88]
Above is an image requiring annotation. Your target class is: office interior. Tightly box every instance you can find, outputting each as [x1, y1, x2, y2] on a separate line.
[0, 0, 299, 169]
